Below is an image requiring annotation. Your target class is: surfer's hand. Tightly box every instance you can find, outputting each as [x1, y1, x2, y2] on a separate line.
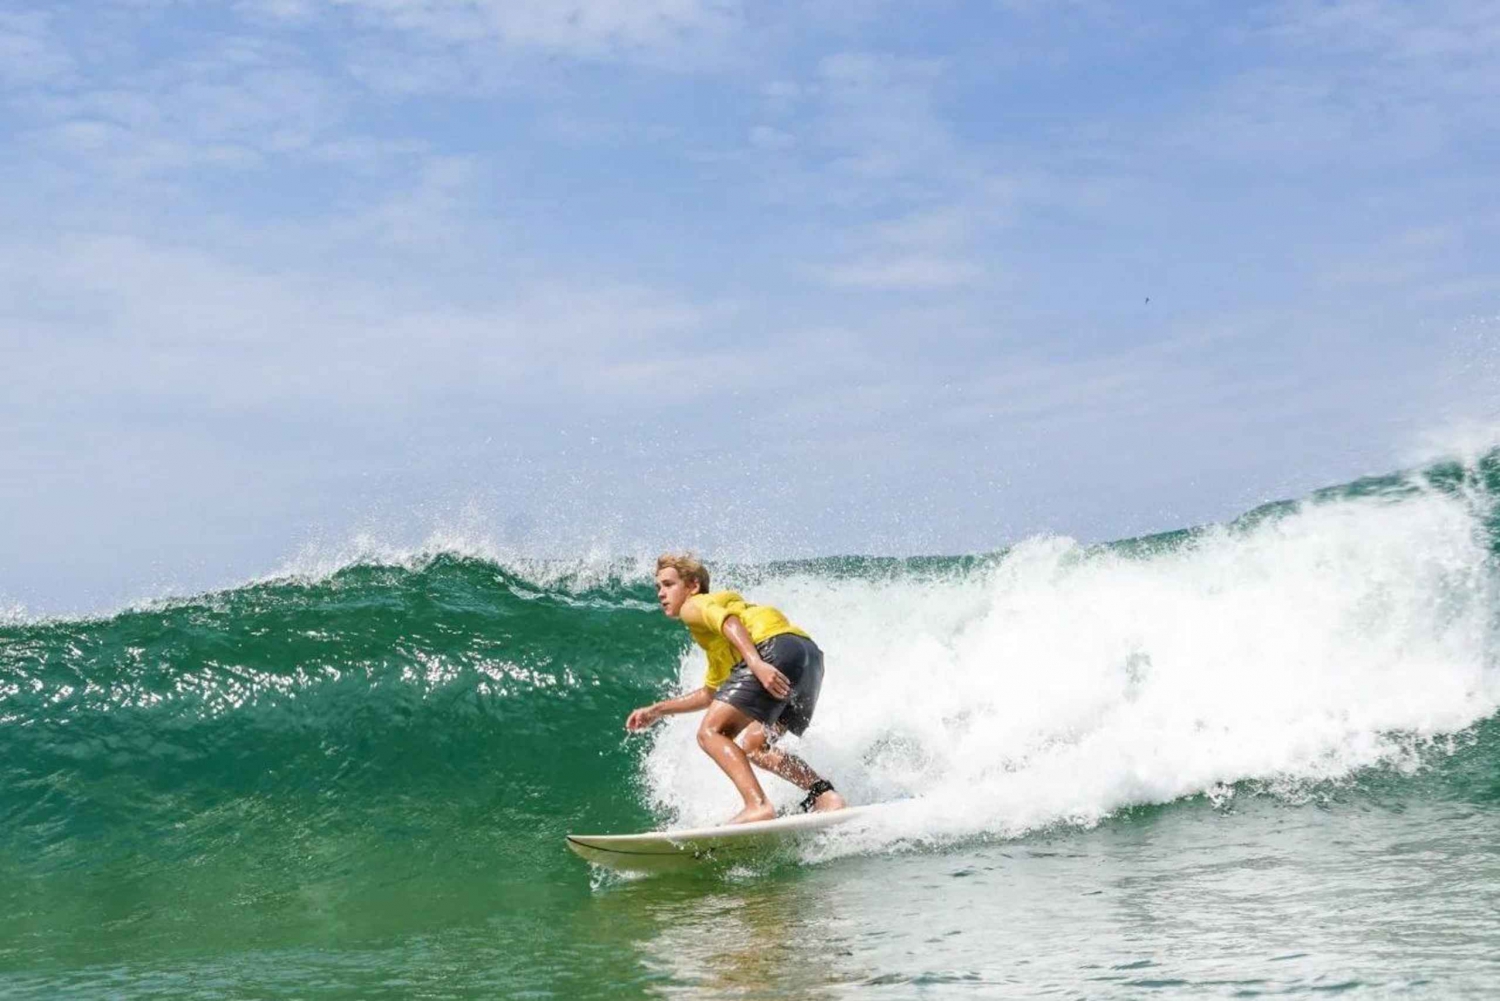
[626, 706, 659, 731]
[749, 659, 791, 700]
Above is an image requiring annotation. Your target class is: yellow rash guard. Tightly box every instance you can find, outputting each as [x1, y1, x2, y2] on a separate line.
[682, 591, 810, 690]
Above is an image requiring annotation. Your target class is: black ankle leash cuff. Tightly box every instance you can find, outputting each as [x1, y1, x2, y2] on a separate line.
[800, 779, 835, 813]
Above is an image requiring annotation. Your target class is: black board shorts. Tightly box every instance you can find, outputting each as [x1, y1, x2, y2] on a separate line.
[712, 633, 824, 736]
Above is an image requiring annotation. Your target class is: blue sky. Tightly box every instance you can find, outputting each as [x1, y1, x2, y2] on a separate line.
[2, 0, 1498, 613]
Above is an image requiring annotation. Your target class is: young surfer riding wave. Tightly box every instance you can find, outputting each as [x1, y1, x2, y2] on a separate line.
[626, 554, 847, 824]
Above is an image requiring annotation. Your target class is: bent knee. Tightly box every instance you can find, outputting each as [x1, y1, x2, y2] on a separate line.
[696, 720, 728, 749]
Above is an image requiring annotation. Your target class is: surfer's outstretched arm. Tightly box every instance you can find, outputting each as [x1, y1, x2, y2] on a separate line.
[625, 686, 714, 731]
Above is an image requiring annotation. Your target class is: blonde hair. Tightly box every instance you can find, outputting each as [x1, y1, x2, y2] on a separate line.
[656, 552, 710, 594]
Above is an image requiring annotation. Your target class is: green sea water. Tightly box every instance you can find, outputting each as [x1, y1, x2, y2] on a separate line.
[2, 451, 1499, 998]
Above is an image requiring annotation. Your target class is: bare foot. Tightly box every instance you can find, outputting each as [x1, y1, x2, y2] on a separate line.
[812, 789, 846, 812]
[727, 802, 777, 825]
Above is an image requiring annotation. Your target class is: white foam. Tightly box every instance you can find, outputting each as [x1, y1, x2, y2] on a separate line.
[265, 525, 653, 595]
[641, 472, 1499, 853]
[1403, 419, 1500, 469]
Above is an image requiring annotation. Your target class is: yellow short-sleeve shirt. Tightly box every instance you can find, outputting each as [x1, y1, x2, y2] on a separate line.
[682, 591, 810, 689]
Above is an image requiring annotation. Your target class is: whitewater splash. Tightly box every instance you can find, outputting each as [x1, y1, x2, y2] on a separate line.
[641, 466, 1500, 853]
[4, 451, 1497, 877]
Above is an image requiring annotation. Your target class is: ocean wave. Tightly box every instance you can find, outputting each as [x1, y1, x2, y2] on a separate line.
[644, 450, 1500, 851]
[1, 450, 1497, 865]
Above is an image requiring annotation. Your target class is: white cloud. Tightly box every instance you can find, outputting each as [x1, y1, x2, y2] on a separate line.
[11, 28, 353, 180]
[329, 0, 748, 95]
[339, 154, 481, 249]
[1318, 224, 1463, 288]
[233, 0, 319, 23]
[0, 10, 74, 88]
[0, 229, 737, 426]
[749, 124, 795, 150]
[813, 52, 955, 185]
[866, 209, 972, 249]
[336, 0, 744, 63]
[811, 207, 987, 290]
[1175, 0, 1500, 165]
[1261, 0, 1500, 65]
[815, 254, 981, 290]
[789, 52, 1017, 289]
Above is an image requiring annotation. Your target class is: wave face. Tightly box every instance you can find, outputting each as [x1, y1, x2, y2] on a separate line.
[2, 451, 1499, 898]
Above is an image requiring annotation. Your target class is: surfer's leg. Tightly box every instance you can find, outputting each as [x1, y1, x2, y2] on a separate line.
[741, 724, 820, 786]
[741, 724, 847, 812]
[735, 638, 846, 813]
[697, 702, 776, 824]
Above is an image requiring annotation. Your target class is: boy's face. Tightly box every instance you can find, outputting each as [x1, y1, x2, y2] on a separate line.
[655, 568, 699, 618]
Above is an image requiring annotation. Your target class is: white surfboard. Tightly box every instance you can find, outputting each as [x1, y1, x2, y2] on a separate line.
[567, 806, 871, 872]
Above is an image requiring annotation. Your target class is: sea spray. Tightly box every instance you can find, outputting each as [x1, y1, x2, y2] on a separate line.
[1, 451, 1496, 883]
[644, 457, 1499, 851]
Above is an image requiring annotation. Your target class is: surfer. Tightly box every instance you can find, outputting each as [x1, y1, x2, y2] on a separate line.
[626, 554, 847, 824]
